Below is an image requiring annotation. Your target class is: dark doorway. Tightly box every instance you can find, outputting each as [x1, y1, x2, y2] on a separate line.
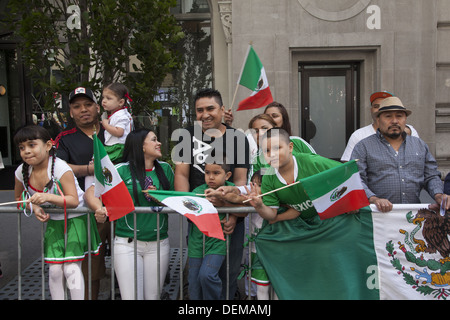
[299, 62, 360, 160]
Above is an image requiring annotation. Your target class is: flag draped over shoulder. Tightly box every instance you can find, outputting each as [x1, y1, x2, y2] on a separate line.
[93, 133, 135, 221]
[237, 45, 273, 111]
[254, 204, 450, 300]
[301, 160, 369, 220]
[145, 190, 225, 241]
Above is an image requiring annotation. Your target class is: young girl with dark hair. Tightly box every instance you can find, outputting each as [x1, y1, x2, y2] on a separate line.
[86, 128, 174, 299]
[13, 125, 101, 300]
[101, 82, 134, 163]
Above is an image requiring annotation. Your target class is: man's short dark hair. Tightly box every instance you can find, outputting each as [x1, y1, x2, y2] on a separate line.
[262, 127, 291, 145]
[194, 88, 223, 107]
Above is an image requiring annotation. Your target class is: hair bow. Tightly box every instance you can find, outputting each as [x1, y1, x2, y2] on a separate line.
[124, 92, 133, 103]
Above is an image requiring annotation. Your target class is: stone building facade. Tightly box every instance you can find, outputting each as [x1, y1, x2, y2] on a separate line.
[1, 0, 450, 186]
[212, 0, 450, 174]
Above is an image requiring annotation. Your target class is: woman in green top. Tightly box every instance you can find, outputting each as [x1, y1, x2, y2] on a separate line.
[88, 128, 174, 300]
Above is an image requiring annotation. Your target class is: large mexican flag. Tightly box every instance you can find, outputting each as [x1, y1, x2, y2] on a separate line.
[93, 133, 135, 221]
[145, 190, 225, 241]
[237, 45, 273, 111]
[254, 204, 450, 300]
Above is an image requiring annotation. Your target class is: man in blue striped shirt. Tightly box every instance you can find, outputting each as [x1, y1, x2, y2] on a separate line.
[351, 97, 449, 213]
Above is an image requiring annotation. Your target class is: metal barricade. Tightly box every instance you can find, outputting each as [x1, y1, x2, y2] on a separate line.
[0, 205, 261, 300]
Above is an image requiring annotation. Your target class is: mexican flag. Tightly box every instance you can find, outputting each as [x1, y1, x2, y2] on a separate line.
[301, 160, 369, 220]
[145, 190, 225, 241]
[237, 45, 273, 111]
[93, 133, 135, 221]
[254, 204, 450, 300]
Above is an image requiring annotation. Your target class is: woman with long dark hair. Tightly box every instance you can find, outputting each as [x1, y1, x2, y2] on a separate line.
[264, 101, 293, 135]
[85, 128, 173, 299]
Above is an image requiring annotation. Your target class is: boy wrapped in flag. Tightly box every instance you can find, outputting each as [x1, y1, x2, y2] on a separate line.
[245, 128, 378, 300]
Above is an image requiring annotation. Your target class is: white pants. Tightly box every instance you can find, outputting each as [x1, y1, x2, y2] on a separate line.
[114, 236, 170, 300]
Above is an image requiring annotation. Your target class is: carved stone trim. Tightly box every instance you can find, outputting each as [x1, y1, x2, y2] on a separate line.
[218, 0, 232, 44]
[297, 0, 371, 22]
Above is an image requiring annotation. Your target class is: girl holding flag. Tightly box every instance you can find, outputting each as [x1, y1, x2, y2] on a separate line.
[13, 125, 101, 300]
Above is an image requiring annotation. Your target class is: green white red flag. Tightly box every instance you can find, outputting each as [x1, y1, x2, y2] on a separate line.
[256, 204, 450, 300]
[237, 45, 273, 111]
[93, 133, 135, 221]
[301, 160, 369, 220]
[145, 190, 225, 241]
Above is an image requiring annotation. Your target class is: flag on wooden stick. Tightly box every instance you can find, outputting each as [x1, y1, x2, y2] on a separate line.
[145, 190, 225, 241]
[237, 45, 273, 111]
[93, 133, 135, 221]
[301, 160, 369, 220]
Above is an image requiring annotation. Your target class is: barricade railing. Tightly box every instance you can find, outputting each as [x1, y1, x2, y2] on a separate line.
[0, 205, 260, 300]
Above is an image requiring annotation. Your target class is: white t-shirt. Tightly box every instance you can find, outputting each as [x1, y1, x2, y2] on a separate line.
[340, 123, 419, 162]
[15, 157, 85, 220]
[105, 108, 133, 146]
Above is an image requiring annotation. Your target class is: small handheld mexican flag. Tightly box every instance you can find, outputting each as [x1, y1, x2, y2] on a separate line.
[301, 160, 369, 220]
[93, 133, 135, 221]
[237, 45, 273, 111]
[145, 190, 225, 241]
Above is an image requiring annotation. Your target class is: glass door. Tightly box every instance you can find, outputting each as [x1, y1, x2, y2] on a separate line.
[299, 63, 359, 160]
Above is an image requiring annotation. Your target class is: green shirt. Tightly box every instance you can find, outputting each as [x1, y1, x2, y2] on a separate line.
[115, 161, 174, 241]
[188, 181, 235, 258]
[261, 153, 340, 220]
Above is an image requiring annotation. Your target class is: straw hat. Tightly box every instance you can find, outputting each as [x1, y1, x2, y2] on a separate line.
[374, 96, 412, 117]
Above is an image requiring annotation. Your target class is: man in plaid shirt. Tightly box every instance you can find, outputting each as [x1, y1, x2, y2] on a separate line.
[351, 97, 449, 213]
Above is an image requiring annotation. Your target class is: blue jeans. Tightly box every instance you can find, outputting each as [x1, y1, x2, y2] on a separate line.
[219, 219, 245, 300]
[188, 254, 226, 300]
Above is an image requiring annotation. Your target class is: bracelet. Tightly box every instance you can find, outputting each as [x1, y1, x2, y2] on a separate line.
[87, 164, 90, 176]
